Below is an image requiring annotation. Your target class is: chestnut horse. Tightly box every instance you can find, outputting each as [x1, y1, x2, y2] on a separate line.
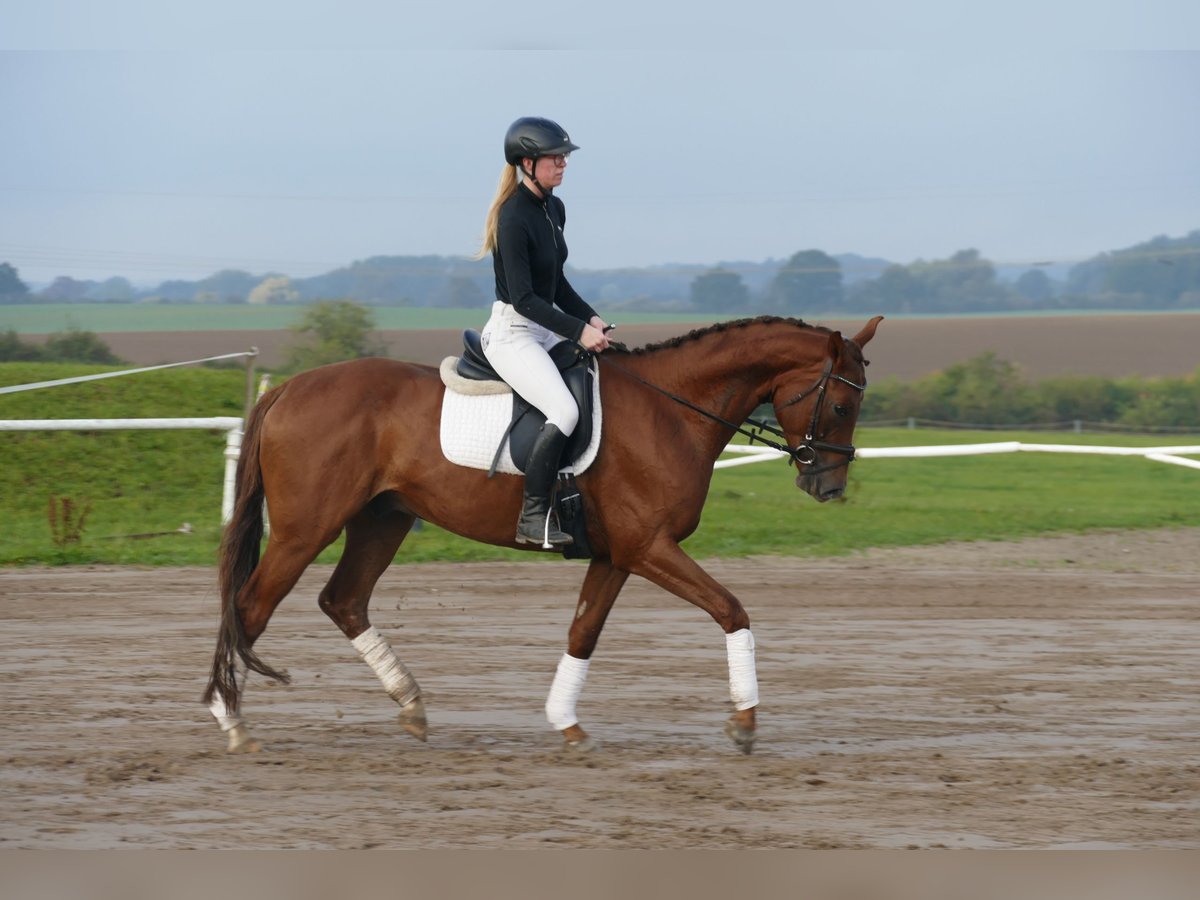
[203, 315, 882, 754]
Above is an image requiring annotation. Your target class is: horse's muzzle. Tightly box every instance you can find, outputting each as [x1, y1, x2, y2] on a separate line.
[795, 472, 846, 502]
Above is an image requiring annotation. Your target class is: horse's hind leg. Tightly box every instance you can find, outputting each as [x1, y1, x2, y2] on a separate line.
[547, 558, 629, 752]
[317, 507, 427, 741]
[209, 533, 333, 752]
[208, 660, 255, 753]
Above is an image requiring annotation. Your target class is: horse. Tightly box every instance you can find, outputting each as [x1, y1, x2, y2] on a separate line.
[203, 314, 883, 754]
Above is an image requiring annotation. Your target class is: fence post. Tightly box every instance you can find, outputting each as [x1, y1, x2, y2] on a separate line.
[907, 417, 916, 430]
[243, 346, 259, 423]
[222, 427, 243, 525]
[1074, 419, 1082, 433]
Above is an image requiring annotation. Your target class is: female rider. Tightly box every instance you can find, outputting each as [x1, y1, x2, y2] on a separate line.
[477, 117, 611, 547]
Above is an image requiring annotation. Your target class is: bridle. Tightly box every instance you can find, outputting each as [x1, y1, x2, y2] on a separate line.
[771, 357, 867, 474]
[597, 353, 867, 476]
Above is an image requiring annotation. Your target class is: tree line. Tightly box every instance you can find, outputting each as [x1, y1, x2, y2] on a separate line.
[3, 229, 1197, 313]
[0, 327, 124, 364]
[694, 231, 1200, 315]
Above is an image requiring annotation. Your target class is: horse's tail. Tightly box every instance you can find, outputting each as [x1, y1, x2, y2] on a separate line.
[202, 384, 290, 711]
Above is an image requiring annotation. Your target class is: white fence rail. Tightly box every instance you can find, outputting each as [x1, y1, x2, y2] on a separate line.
[715, 441, 1200, 471]
[6, 422, 1198, 531]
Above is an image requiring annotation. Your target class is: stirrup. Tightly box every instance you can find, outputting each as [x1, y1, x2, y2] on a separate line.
[516, 510, 573, 549]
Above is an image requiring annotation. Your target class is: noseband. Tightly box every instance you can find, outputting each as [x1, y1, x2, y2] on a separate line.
[598, 354, 866, 475]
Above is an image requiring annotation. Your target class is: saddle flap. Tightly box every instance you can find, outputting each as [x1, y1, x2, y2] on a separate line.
[548, 339, 587, 371]
[507, 363, 594, 473]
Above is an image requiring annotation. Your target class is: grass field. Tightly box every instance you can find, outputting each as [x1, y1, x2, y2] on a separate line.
[3, 361, 1199, 566]
[1, 363, 247, 565]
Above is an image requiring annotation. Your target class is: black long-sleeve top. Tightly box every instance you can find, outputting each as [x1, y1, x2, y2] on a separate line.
[493, 182, 598, 342]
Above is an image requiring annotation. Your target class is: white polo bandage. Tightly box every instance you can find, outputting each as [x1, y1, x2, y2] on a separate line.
[352, 626, 421, 707]
[726, 628, 759, 710]
[207, 664, 245, 733]
[545, 653, 591, 730]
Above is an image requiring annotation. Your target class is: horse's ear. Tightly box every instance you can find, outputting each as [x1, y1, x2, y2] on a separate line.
[851, 316, 884, 348]
[827, 329, 847, 360]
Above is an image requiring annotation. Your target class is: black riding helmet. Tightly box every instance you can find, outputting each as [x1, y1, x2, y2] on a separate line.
[504, 117, 580, 167]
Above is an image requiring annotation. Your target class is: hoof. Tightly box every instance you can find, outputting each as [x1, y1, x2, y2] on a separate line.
[724, 718, 756, 755]
[561, 723, 598, 753]
[564, 735, 600, 753]
[226, 723, 263, 754]
[399, 698, 428, 742]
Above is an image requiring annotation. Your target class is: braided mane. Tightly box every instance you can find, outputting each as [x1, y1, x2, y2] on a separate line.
[616, 315, 830, 356]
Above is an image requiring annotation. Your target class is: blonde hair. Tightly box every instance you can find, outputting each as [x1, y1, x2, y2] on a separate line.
[475, 164, 520, 258]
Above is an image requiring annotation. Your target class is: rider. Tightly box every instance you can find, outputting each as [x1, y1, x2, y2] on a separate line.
[478, 116, 611, 547]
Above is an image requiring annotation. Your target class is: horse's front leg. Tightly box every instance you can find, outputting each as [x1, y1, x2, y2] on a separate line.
[547, 558, 629, 751]
[623, 539, 759, 754]
[723, 630, 758, 753]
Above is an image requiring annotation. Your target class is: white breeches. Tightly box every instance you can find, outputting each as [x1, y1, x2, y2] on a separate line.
[480, 301, 579, 436]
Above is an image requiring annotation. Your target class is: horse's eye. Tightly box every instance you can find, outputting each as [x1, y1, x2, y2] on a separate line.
[833, 404, 850, 417]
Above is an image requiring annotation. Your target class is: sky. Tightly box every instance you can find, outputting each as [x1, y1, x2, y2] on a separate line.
[2, 2, 1199, 287]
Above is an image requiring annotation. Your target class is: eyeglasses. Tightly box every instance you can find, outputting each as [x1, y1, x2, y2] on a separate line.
[545, 153, 570, 166]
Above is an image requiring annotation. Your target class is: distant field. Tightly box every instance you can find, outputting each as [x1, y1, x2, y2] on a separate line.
[5, 304, 1200, 379]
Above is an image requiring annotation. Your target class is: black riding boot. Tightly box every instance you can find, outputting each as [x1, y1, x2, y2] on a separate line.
[516, 423, 574, 547]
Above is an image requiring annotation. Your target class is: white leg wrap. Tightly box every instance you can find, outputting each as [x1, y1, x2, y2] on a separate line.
[545, 653, 590, 731]
[726, 628, 759, 710]
[352, 626, 421, 707]
[208, 665, 246, 733]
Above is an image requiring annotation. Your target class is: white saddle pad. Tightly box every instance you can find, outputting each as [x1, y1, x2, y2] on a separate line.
[438, 357, 602, 476]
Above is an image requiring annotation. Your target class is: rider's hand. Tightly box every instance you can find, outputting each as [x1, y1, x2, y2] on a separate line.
[580, 323, 610, 353]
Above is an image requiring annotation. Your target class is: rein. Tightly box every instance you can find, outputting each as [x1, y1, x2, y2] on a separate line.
[596, 353, 866, 475]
